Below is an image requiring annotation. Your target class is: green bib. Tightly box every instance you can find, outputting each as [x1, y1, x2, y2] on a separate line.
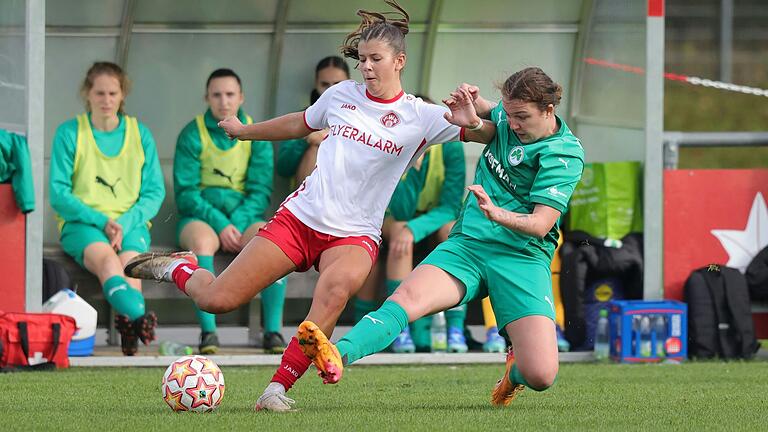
[68, 113, 144, 226]
[197, 114, 253, 193]
[568, 161, 643, 239]
[416, 144, 445, 212]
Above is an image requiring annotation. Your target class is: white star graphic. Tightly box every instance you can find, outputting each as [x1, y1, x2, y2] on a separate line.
[711, 192, 768, 273]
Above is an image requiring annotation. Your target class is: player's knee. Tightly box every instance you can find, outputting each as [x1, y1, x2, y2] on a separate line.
[319, 283, 355, 311]
[523, 367, 558, 391]
[188, 235, 220, 255]
[388, 285, 428, 316]
[92, 253, 123, 279]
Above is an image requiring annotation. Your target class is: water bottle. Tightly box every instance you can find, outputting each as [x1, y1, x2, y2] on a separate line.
[159, 341, 193, 356]
[639, 315, 652, 357]
[594, 309, 610, 361]
[653, 315, 667, 358]
[430, 312, 447, 353]
[631, 315, 640, 356]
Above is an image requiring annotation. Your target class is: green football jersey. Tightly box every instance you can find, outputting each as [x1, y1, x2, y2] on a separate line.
[453, 102, 584, 260]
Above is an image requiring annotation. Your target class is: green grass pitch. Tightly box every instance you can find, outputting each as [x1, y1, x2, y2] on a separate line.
[2, 361, 767, 431]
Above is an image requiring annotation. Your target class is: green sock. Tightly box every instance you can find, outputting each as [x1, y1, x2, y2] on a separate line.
[261, 277, 286, 333]
[354, 298, 378, 323]
[410, 316, 432, 351]
[195, 255, 217, 333]
[509, 363, 530, 388]
[509, 363, 555, 391]
[103, 275, 145, 320]
[385, 279, 400, 296]
[198, 255, 215, 274]
[337, 300, 408, 364]
[445, 304, 466, 329]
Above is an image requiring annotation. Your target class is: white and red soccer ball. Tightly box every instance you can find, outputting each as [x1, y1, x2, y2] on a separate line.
[161, 355, 225, 413]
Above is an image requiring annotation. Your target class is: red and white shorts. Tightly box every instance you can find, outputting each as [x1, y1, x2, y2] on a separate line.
[256, 207, 380, 272]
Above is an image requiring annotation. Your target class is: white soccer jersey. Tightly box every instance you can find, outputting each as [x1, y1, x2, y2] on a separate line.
[282, 80, 461, 243]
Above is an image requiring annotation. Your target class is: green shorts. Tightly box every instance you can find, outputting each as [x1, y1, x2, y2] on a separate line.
[420, 233, 555, 336]
[60, 222, 151, 267]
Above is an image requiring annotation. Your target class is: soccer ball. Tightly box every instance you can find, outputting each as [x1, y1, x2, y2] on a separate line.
[161, 355, 225, 412]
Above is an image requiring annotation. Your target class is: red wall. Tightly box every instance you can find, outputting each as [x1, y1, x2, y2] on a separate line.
[664, 169, 768, 337]
[0, 184, 25, 312]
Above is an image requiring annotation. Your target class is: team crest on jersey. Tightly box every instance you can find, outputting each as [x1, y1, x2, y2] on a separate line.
[380, 112, 400, 128]
[507, 146, 525, 166]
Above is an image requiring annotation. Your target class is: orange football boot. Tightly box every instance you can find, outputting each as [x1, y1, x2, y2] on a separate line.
[491, 347, 525, 406]
[296, 321, 344, 384]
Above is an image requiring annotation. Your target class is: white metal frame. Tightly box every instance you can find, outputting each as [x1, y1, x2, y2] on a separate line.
[644, 5, 665, 300]
[25, 0, 44, 312]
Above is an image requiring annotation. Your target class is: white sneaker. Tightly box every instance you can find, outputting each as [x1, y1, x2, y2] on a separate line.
[254, 383, 296, 412]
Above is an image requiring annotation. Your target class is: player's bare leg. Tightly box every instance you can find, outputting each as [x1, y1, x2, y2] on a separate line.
[125, 236, 296, 313]
[299, 264, 465, 384]
[491, 316, 558, 406]
[295, 245, 372, 384]
[259, 245, 372, 410]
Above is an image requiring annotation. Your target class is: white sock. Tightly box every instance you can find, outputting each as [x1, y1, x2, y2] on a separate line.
[265, 382, 286, 395]
[165, 259, 191, 279]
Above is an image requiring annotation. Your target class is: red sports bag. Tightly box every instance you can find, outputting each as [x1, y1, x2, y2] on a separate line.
[0, 311, 77, 369]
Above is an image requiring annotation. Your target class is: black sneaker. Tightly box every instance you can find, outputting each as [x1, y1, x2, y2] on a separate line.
[199, 332, 220, 354]
[263, 332, 287, 354]
[133, 311, 158, 346]
[115, 314, 138, 356]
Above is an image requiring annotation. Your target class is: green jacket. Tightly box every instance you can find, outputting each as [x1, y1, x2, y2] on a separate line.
[387, 141, 466, 243]
[276, 137, 308, 180]
[49, 113, 165, 232]
[174, 108, 273, 234]
[0, 129, 35, 213]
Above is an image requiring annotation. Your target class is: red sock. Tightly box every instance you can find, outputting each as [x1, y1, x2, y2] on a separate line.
[171, 262, 200, 294]
[270, 337, 312, 391]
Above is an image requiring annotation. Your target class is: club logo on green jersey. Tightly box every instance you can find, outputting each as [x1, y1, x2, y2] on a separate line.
[508, 146, 525, 166]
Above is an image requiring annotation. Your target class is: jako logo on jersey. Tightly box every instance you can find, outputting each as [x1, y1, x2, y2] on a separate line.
[380, 112, 400, 128]
[507, 146, 525, 166]
[548, 186, 567, 198]
[328, 124, 402, 156]
[341, 103, 357, 110]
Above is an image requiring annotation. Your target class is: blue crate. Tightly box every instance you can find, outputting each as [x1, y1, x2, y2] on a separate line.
[608, 300, 687, 363]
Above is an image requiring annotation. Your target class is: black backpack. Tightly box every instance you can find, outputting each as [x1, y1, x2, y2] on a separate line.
[684, 265, 760, 360]
[745, 245, 768, 301]
[559, 231, 644, 349]
[42, 259, 74, 302]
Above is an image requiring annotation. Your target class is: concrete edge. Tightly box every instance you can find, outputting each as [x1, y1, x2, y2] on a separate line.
[70, 352, 596, 367]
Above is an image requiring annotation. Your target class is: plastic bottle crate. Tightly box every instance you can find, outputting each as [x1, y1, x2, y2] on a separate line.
[608, 300, 687, 363]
